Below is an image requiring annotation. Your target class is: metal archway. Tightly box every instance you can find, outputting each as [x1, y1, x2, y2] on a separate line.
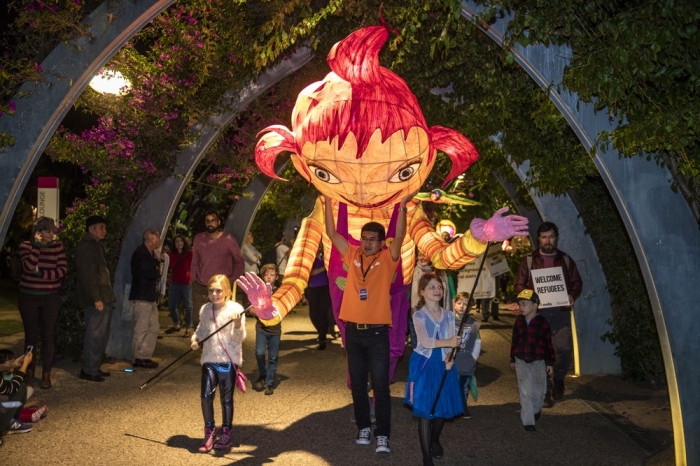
[0, 0, 174, 244]
[460, 2, 700, 463]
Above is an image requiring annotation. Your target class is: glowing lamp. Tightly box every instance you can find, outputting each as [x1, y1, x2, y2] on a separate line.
[89, 70, 131, 95]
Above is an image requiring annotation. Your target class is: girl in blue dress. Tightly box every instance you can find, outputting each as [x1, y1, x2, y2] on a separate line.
[405, 272, 462, 466]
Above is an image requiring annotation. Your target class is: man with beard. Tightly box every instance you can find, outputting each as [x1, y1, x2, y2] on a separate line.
[514, 222, 582, 407]
[190, 210, 244, 328]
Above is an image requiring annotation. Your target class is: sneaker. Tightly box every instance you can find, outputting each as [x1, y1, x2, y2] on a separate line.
[264, 386, 274, 396]
[524, 425, 536, 432]
[255, 377, 266, 391]
[7, 419, 33, 434]
[79, 370, 105, 382]
[164, 326, 181, 334]
[198, 426, 217, 453]
[375, 435, 390, 454]
[461, 405, 472, 419]
[214, 427, 232, 450]
[356, 427, 371, 445]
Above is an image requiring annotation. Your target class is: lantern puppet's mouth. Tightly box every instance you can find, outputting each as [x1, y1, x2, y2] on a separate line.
[340, 190, 402, 209]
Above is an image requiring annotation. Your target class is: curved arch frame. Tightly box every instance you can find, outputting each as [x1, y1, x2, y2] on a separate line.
[460, 1, 698, 463]
[0, 0, 175, 242]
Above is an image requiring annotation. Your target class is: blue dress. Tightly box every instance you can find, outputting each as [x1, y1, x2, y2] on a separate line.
[404, 307, 463, 419]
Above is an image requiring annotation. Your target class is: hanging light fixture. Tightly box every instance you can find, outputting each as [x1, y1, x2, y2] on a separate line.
[88, 69, 131, 95]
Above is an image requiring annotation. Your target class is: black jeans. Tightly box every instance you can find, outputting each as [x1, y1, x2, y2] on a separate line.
[306, 285, 334, 342]
[345, 324, 391, 438]
[18, 292, 61, 372]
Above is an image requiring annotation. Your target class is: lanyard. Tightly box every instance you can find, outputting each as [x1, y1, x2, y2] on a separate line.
[359, 252, 381, 282]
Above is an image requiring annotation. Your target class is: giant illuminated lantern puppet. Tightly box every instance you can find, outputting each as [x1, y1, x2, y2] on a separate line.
[238, 24, 528, 380]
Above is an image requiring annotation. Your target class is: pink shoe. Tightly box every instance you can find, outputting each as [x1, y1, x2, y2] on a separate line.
[214, 427, 232, 449]
[32, 405, 49, 423]
[198, 426, 217, 453]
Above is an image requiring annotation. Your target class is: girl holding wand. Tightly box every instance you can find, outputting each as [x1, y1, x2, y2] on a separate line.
[404, 272, 462, 466]
[191, 274, 246, 452]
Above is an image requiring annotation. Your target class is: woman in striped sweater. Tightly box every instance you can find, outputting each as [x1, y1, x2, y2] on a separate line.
[18, 217, 67, 389]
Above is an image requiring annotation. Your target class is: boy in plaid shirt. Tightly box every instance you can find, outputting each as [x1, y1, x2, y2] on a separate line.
[510, 289, 555, 431]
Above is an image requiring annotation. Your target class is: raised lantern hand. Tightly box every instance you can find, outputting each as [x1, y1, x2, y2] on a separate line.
[236, 272, 279, 321]
[469, 207, 529, 243]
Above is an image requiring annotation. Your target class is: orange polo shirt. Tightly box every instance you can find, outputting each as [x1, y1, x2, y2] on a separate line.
[339, 244, 399, 325]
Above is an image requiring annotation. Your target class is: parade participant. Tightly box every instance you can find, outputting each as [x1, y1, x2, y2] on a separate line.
[405, 273, 462, 466]
[510, 289, 555, 431]
[249, 24, 528, 385]
[452, 291, 481, 419]
[254, 264, 281, 395]
[190, 275, 246, 452]
[514, 221, 582, 405]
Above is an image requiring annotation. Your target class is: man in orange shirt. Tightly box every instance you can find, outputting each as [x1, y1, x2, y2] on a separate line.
[324, 193, 411, 455]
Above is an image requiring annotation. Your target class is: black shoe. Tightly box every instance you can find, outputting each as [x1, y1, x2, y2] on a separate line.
[492, 316, 501, 321]
[318, 341, 327, 351]
[99, 370, 111, 377]
[524, 425, 536, 432]
[535, 411, 541, 422]
[133, 359, 159, 369]
[431, 440, 443, 459]
[543, 392, 554, 408]
[482, 317, 489, 322]
[79, 370, 105, 382]
[164, 326, 181, 334]
[461, 405, 471, 419]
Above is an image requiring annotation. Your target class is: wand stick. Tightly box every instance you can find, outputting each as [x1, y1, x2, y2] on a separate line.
[139, 305, 251, 390]
[429, 242, 492, 416]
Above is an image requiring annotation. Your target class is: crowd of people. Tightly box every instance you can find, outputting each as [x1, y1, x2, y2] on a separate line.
[1, 212, 582, 465]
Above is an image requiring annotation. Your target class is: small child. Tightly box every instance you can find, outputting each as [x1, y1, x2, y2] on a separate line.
[0, 349, 34, 434]
[510, 289, 555, 431]
[254, 264, 281, 396]
[404, 273, 462, 466]
[190, 274, 246, 452]
[452, 292, 481, 419]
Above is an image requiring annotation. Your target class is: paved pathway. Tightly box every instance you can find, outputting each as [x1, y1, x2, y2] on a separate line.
[0, 305, 659, 465]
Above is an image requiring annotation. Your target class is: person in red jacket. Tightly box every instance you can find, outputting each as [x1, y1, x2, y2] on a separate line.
[514, 222, 582, 407]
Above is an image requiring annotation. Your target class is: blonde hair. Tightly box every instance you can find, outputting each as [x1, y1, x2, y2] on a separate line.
[208, 274, 232, 301]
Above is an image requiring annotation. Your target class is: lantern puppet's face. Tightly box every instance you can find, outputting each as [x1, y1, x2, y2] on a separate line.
[254, 25, 479, 209]
[294, 125, 433, 209]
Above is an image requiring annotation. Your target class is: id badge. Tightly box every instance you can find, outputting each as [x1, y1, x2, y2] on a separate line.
[359, 288, 368, 301]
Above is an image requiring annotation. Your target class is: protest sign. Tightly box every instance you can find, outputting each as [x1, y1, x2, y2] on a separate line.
[457, 258, 495, 299]
[486, 244, 509, 277]
[530, 266, 569, 308]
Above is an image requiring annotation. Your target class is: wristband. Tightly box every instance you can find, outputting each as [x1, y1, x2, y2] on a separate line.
[399, 206, 408, 213]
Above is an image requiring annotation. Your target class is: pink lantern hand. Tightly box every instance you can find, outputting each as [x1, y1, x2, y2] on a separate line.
[236, 272, 279, 321]
[470, 207, 529, 243]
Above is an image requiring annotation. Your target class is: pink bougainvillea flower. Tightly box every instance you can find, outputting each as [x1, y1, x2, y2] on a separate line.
[33, 62, 43, 73]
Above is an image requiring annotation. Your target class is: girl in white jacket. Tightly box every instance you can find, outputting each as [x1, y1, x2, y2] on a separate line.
[191, 274, 246, 452]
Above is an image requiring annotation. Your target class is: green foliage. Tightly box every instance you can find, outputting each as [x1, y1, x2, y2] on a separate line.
[573, 177, 664, 384]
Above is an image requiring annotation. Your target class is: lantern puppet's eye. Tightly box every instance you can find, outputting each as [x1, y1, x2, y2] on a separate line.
[389, 162, 421, 183]
[309, 164, 341, 184]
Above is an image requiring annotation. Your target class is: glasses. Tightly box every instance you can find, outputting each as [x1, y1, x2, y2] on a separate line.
[360, 237, 380, 243]
[209, 288, 223, 294]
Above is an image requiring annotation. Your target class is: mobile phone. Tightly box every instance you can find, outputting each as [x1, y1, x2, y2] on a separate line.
[26, 345, 33, 354]
[124, 368, 134, 373]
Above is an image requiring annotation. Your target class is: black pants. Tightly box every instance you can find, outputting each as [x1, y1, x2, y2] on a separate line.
[18, 292, 61, 372]
[306, 285, 334, 342]
[200, 362, 235, 428]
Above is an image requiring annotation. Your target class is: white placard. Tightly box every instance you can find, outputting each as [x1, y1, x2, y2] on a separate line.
[37, 177, 60, 221]
[486, 244, 509, 277]
[457, 259, 494, 299]
[530, 266, 569, 309]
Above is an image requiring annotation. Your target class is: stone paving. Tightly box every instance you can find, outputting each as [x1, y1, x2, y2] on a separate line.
[0, 302, 671, 465]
